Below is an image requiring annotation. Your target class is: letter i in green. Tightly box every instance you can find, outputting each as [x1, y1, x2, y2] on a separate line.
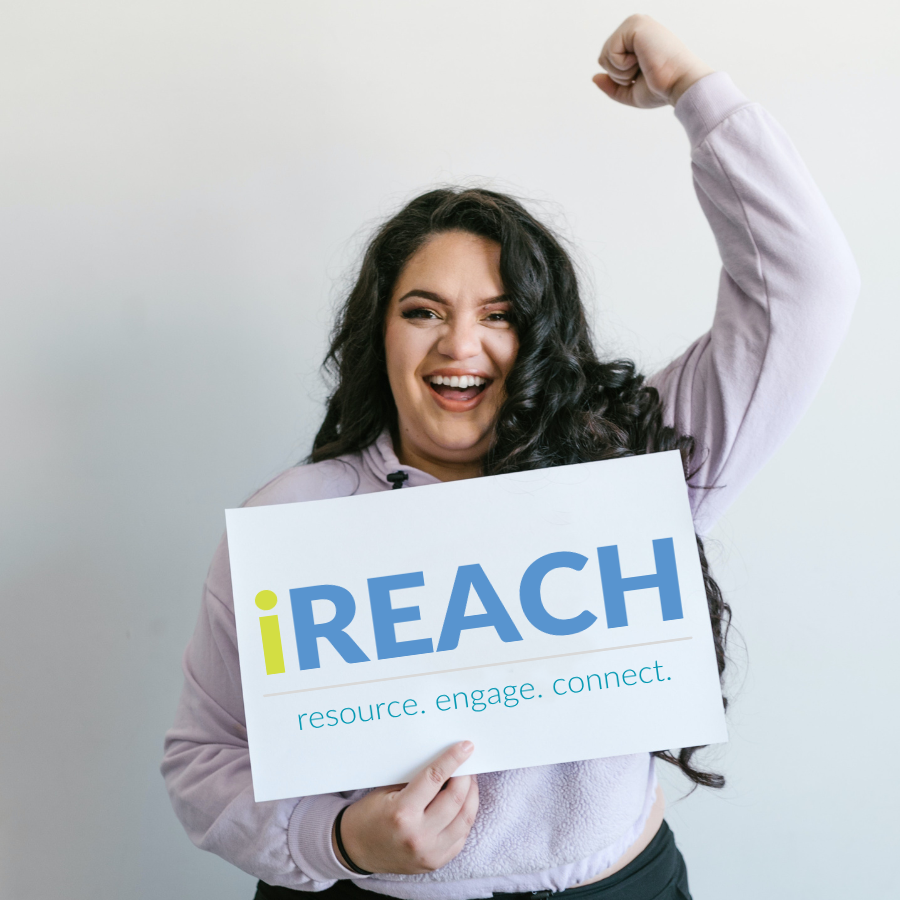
[255, 590, 285, 675]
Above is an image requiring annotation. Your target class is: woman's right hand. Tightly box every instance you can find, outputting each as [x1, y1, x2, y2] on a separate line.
[333, 741, 479, 875]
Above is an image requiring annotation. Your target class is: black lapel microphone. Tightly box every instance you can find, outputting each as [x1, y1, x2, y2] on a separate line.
[387, 470, 408, 489]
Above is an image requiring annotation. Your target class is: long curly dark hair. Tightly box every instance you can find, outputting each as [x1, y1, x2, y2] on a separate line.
[312, 187, 731, 789]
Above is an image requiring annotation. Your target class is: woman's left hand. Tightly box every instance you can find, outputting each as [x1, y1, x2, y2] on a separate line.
[593, 15, 714, 108]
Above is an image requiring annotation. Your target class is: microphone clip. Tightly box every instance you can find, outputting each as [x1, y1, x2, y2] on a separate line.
[387, 470, 409, 490]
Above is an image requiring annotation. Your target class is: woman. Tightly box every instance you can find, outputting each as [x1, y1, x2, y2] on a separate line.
[162, 15, 859, 900]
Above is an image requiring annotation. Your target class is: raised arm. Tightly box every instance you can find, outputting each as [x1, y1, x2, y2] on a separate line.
[595, 16, 860, 534]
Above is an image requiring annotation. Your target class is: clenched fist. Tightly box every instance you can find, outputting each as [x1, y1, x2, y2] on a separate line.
[593, 15, 714, 108]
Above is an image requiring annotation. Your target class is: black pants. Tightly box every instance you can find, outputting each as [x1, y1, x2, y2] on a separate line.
[255, 821, 691, 900]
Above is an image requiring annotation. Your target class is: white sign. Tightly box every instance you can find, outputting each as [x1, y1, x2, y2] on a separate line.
[226, 451, 727, 801]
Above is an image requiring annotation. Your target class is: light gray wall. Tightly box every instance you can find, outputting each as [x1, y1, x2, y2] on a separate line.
[1, 2, 897, 898]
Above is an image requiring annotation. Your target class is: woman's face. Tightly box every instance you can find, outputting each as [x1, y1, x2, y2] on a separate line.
[384, 230, 518, 479]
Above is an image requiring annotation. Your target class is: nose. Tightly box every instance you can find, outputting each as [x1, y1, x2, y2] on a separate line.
[436, 314, 481, 361]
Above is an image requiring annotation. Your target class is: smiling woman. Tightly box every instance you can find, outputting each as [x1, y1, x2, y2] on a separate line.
[161, 13, 860, 900]
[385, 232, 517, 480]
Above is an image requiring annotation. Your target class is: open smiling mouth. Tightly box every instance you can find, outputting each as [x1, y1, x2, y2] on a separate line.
[426, 374, 490, 402]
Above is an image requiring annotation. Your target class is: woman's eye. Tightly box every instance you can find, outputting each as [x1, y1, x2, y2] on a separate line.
[486, 311, 511, 322]
[401, 308, 439, 320]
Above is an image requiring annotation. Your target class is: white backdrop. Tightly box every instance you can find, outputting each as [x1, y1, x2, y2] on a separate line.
[1, 2, 897, 898]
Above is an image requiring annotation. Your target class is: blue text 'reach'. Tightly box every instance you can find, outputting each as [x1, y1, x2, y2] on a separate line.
[264, 538, 685, 672]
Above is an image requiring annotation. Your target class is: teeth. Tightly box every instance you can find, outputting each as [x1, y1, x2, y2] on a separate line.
[429, 375, 487, 387]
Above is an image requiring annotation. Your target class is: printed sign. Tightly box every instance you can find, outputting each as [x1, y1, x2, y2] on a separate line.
[226, 451, 728, 801]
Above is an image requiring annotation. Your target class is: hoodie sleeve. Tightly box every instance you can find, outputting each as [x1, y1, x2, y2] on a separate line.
[649, 72, 860, 535]
[161, 532, 369, 889]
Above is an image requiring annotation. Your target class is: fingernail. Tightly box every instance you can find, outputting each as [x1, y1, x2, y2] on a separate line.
[460, 741, 474, 754]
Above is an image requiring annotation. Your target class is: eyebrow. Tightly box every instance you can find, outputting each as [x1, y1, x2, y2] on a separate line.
[396, 289, 508, 306]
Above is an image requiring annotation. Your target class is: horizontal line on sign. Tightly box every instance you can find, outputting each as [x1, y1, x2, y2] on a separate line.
[262, 636, 693, 697]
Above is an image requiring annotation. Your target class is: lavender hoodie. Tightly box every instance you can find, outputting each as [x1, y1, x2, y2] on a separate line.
[161, 73, 859, 898]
